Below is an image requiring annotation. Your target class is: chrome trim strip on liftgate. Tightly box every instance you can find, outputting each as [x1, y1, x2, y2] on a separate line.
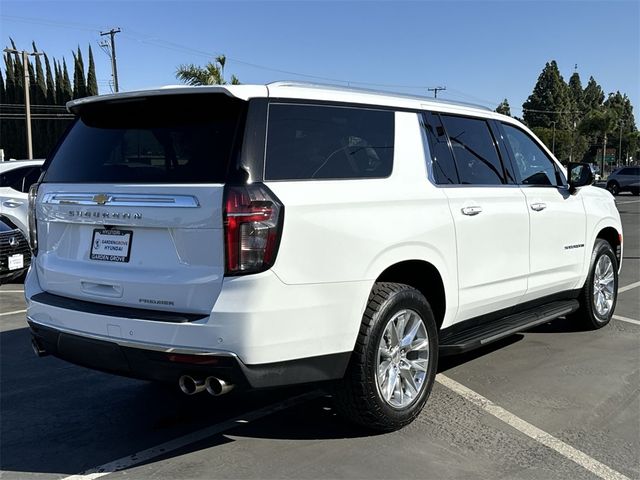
[40, 192, 200, 208]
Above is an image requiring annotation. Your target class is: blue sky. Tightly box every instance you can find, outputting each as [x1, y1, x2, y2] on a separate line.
[2, 1, 639, 122]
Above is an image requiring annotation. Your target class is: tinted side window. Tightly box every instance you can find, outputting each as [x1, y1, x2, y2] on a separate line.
[502, 124, 561, 186]
[440, 115, 506, 185]
[265, 104, 394, 180]
[422, 112, 458, 184]
[0, 166, 40, 192]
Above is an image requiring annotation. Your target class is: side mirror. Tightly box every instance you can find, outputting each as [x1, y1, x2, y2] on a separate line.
[568, 162, 594, 194]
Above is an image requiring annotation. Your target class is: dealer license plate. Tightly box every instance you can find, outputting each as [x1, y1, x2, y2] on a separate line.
[90, 229, 132, 263]
[8, 254, 24, 270]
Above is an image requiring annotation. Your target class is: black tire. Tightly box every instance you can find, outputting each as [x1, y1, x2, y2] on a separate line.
[333, 282, 438, 432]
[570, 239, 618, 329]
[606, 181, 619, 196]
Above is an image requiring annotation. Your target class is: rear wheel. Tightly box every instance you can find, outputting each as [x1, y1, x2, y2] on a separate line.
[334, 282, 438, 431]
[606, 181, 620, 195]
[570, 239, 618, 329]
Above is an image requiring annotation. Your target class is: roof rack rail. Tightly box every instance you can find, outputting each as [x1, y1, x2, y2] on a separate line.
[267, 81, 492, 111]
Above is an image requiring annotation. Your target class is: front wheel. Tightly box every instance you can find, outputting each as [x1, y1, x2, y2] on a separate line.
[334, 282, 438, 431]
[606, 182, 620, 196]
[570, 239, 618, 329]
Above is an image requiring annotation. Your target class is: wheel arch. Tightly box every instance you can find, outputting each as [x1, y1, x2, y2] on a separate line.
[596, 226, 622, 267]
[375, 260, 448, 330]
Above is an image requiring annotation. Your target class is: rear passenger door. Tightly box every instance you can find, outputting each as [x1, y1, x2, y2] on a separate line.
[499, 123, 587, 301]
[424, 113, 529, 321]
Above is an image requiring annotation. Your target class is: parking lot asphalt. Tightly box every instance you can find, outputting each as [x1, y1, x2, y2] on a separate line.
[1, 194, 638, 480]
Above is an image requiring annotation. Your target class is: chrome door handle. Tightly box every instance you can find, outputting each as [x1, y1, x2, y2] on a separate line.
[530, 202, 547, 212]
[461, 206, 483, 216]
[2, 200, 23, 208]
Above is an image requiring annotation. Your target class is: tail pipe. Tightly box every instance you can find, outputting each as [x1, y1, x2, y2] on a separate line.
[205, 376, 234, 396]
[31, 337, 48, 357]
[178, 375, 206, 395]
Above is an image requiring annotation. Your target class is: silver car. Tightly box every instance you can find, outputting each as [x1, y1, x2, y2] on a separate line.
[606, 166, 640, 196]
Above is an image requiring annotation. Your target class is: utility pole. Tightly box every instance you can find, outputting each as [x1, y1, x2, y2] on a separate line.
[618, 120, 624, 166]
[100, 27, 121, 92]
[3, 47, 44, 159]
[428, 86, 446, 99]
[551, 121, 557, 155]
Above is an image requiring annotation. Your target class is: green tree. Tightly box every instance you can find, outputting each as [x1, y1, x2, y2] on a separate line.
[44, 54, 55, 104]
[86, 45, 98, 96]
[62, 58, 72, 103]
[522, 60, 572, 129]
[176, 56, 239, 85]
[4, 52, 16, 103]
[579, 109, 617, 170]
[72, 46, 87, 98]
[582, 76, 604, 112]
[495, 98, 511, 116]
[32, 42, 47, 105]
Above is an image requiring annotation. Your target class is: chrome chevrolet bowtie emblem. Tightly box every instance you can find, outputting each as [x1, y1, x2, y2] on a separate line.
[92, 194, 111, 205]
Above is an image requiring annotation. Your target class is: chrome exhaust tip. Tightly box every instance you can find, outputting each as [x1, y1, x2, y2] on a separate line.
[31, 337, 48, 357]
[178, 375, 206, 395]
[205, 376, 234, 396]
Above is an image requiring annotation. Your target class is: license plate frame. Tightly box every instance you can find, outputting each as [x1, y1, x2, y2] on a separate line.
[90, 229, 133, 263]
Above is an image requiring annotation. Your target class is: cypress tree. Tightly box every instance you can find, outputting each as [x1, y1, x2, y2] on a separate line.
[54, 59, 63, 105]
[72, 46, 87, 99]
[86, 45, 98, 96]
[33, 42, 47, 105]
[62, 59, 72, 103]
[44, 54, 55, 104]
[0, 68, 5, 103]
[5, 53, 15, 103]
[567, 72, 584, 118]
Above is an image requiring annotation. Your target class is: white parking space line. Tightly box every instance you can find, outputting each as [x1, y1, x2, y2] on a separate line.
[0, 309, 26, 317]
[618, 281, 640, 293]
[437, 374, 630, 480]
[613, 315, 640, 326]
[615, 200, 640, 205]
[60, 390, 322, 480]
[0, 290, 24, 294]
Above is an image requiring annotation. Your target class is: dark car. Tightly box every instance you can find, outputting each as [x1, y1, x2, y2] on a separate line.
[0, 218, 31, 284]
[606, 166, 640, 195]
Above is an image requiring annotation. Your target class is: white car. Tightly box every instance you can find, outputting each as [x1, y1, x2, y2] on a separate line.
[0, 159, 44, 236]
[25, 83, 622, 431]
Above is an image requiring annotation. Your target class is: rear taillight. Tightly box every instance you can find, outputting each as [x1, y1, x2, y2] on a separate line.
[28, 183, 39, 256]
[223, 184, 283, 275]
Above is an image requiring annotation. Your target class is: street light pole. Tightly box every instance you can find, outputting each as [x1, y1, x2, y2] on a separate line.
[3, 47, 44, 159]
[551, 121, 556, 155]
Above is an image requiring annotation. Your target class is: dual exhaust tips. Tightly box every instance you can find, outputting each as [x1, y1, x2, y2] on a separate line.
[179, 375, 234, 396]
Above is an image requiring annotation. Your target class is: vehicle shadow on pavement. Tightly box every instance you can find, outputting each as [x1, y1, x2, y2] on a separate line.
[0, 326, 372, 476]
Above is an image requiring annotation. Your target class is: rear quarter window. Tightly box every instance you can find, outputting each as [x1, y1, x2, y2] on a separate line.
[264, 104, 394, 180]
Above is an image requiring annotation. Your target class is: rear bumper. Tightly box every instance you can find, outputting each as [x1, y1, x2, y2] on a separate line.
[28, 320, 350, 389]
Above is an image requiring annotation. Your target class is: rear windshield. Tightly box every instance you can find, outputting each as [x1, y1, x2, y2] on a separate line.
[43, 94, 245, 184]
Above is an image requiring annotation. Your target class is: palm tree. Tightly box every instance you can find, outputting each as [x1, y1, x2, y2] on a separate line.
[175, 55, 238, 86]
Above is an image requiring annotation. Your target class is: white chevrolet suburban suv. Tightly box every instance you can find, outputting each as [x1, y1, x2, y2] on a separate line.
[26, 82, 622, 431]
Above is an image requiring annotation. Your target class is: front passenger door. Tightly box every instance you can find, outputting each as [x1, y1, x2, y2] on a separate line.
[500, 123, 587, 302]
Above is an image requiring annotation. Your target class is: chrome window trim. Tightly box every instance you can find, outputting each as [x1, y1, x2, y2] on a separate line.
[40, 192, 200, 208]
